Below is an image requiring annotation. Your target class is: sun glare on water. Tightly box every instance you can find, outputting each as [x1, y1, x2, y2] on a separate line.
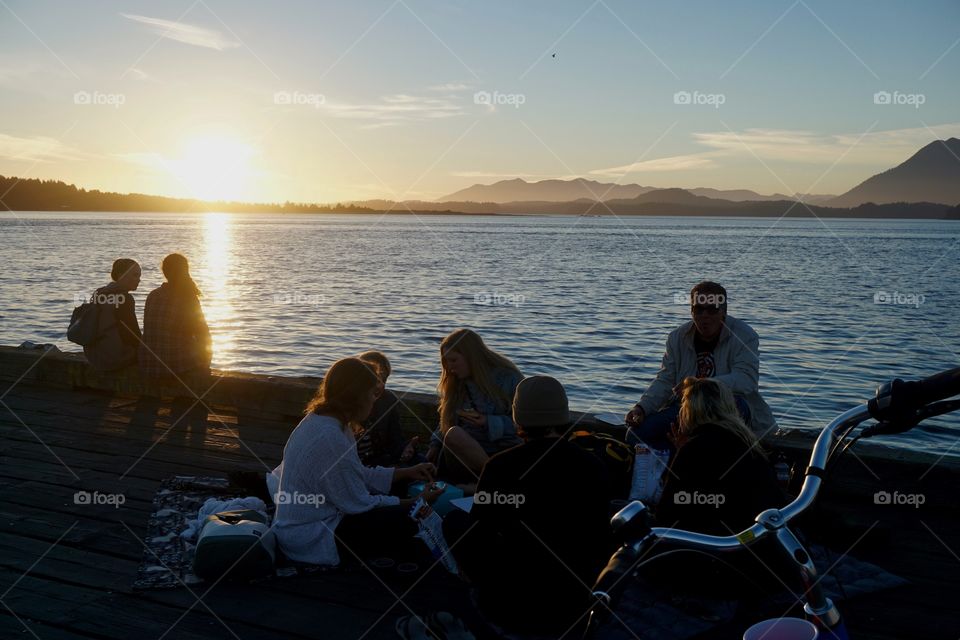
[202, 212, 237, 366]
[172, 135, 254, 202]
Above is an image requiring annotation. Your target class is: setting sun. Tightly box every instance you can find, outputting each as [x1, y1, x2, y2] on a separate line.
[171, 135, 255, 202]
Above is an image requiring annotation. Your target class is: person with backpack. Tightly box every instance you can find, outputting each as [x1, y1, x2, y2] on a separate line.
[442, 376, 614, 636]
[139, 253, 212, 395]
[69, 258, 142, 371]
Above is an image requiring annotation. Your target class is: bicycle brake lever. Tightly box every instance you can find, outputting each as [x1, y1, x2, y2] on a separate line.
[861, 416, 920, 438]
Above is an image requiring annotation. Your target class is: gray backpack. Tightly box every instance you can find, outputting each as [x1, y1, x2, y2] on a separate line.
[67, 298, 101, 346]
[68, 291, 131, 371]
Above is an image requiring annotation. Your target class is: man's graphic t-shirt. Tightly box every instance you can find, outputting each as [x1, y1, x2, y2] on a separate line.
[694, 334, 719, 378]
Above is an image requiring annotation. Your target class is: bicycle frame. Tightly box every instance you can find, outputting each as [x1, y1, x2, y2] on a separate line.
[591, 405, 872, 638]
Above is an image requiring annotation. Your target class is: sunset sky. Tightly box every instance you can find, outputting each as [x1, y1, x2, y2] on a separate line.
[2, 0, 959, 203]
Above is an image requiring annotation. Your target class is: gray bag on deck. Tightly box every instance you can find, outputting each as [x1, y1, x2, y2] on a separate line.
[193, 509, 276, 582]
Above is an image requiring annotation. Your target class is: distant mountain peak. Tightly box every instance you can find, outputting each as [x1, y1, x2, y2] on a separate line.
[830, 138, 960, 207]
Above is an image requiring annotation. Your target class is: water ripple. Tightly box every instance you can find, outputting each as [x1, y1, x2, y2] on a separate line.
[2, 211, 957, 454]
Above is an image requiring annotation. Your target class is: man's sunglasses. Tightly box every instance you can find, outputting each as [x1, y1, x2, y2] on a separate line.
[691, 305, 724, 315]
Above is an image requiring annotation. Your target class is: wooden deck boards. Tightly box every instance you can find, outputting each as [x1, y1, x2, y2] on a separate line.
[1, 382, 958, 639]
[0, 384, 472, 640]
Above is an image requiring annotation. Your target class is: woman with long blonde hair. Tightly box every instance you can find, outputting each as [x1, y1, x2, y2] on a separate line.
[645, 377, 790, 597]
[657, 377, 781, 535]
[426, 329, 523, 479]
[674, 376, 763, 453]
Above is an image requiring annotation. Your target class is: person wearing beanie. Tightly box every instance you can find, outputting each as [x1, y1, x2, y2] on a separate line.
[442, 376, 614, 636]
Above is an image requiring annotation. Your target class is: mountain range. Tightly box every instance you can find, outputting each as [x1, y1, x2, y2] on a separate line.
[437, 179, 823, 204]
[437, 138, 960, 208]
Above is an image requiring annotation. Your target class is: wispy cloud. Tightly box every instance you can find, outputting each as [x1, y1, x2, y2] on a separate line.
[357, 121, 403, 131]
[0, 62, 45, 85]
[127, 67, 153, 81]
[0, 134, 81, 162]
[121, 13, 240, 51]
[0, 58, 73, 88]
[114, 151, 169, 171]
[320, 93, 464, 126]
[693, 124, 960, 165]
[428, 82, 471, 92]
[590, 153, 721, 177]
[450, 170, 580, 180]
[587, 123, 960, 179]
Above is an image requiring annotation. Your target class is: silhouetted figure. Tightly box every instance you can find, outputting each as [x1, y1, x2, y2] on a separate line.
[355, 350, 421, 467]
[443, 376, 613, 636]
[139, 253, 212, 397]
[108, 258, 143, 353]
[91, 258, 142, 370]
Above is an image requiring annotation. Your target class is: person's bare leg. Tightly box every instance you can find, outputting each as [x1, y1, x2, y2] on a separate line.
[443, 426, 489, 478]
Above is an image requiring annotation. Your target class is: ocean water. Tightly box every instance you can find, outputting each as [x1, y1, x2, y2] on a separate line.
[1, 211, 958, 455]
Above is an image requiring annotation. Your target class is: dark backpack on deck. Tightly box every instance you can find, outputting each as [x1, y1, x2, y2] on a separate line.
[567, 430, 634, 497]
[67, 299, 101, 346]
[67, 292, 130, 371]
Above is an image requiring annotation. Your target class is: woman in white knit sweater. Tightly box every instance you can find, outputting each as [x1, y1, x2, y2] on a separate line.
[272, 357, 441, 566]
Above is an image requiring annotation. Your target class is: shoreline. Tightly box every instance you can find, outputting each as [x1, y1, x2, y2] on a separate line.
[6, 209, 960, 221]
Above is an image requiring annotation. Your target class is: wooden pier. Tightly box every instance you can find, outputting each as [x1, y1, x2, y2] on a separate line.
[0, 346, 957, 639]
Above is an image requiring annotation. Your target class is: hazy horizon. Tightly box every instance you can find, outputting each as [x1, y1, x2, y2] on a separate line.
[2, 1, 960, 204]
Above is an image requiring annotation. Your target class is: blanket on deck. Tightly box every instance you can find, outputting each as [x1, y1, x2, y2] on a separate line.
[133, 476, 235, 590]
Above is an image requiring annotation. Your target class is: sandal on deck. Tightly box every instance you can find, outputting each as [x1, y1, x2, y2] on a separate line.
[426, 611, 476, 639]
[395, 611, 475, 640]
[395, 614, 434, 639]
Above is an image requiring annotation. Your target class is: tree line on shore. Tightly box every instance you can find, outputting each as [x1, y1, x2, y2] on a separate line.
[2, 174, 958, 219]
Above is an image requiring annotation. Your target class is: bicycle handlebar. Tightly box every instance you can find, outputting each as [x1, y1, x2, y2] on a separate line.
[591, 366, 960, 613]
[869, 367, 960, 421]
[591, 405, 865, 600]
[591, 523, 767, 601]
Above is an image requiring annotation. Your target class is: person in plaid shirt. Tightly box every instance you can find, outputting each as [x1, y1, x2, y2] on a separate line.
[139, 253, 212, 394]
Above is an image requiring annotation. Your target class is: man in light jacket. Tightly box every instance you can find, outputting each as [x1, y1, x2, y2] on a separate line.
[625, 281, 776, 449]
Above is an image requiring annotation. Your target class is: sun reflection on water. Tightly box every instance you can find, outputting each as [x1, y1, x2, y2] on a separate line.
[201, 213, 236, 366]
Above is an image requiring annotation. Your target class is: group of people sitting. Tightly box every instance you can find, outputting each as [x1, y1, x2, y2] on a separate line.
[264, 281, 784, 636]
[83, 260, 785, 634]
